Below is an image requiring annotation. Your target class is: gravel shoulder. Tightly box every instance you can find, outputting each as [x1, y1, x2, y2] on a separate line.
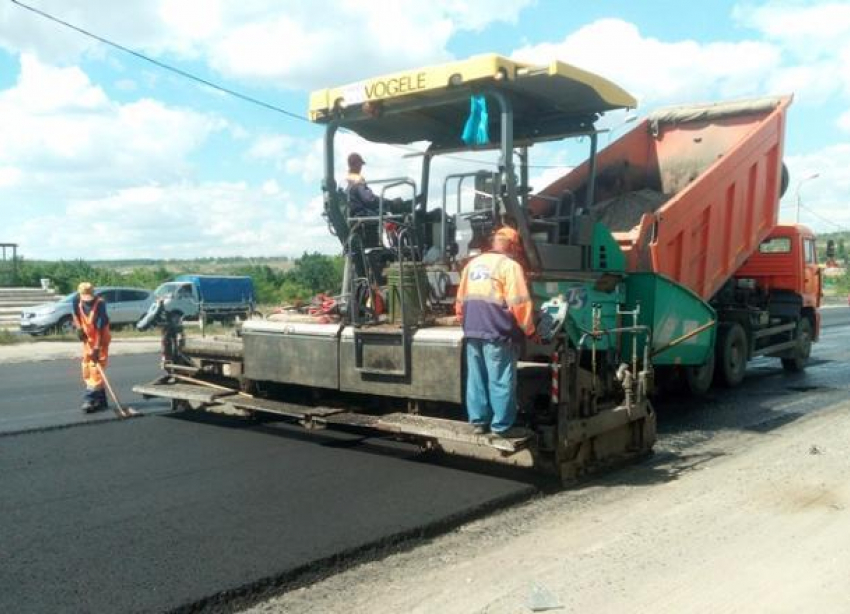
[246, 397, 850, 614]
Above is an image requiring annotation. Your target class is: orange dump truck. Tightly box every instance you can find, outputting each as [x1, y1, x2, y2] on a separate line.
[532, 96, 821, 394]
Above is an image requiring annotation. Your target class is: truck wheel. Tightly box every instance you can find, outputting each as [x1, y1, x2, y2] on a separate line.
[780, 162, 790, 198]
[715, 322, 747, 387]
[781, 317, 812, 373]
[685, 352, 715, 396]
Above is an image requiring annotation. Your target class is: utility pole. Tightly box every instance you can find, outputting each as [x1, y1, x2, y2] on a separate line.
[795, 172, 820, 224]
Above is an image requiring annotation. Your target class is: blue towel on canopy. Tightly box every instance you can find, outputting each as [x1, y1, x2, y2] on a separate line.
[461, 95, 489, 146]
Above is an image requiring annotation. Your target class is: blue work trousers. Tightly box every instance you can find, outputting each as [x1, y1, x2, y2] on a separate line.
[465, 338, 518, 433]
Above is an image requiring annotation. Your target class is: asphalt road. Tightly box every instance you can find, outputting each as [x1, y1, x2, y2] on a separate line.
[0, 353, 170, 433]
[819, 303, 850, 328]
[2, 305, 846, 435]
[0, 307, 847, 613]
[654, 307, 850, 447]
[0, 355, 535, 613]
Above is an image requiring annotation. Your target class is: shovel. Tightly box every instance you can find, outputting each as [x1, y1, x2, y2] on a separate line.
[95, 362, 139, 419]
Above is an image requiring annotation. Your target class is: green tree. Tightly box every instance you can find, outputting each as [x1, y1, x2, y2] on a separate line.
[10, 252, 344, 306]
[288, 252, 343, 295]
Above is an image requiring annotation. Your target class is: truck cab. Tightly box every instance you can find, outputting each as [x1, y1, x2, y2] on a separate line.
[154, 281, 199, 320]
[736, 223, 822, 340]
[152, 275, 255, 322]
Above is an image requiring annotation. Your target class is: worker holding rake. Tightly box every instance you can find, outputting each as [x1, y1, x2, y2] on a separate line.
[73, 282, 112, 413]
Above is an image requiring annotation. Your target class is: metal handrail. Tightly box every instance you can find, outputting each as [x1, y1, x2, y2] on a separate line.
[440, 171, 496, 258]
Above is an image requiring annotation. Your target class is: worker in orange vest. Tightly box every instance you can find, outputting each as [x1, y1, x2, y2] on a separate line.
[73, 282, 112, 413]
[455, 227, 537, 438]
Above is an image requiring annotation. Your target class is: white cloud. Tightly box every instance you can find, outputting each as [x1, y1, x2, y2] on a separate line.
[513, 19, 782, 107]
[734, 2, 850, 102]
[1, 54, 108, 113]
[0, 54, 224, 194]
[208, 1, 532, 88]
[4, 1, 847, 260]
[0, 166, 22, 187]
[734, 2, 850, 58]
[115, 78, 138, 92]
[839, 109, 850, 133]
[158, 0, 222, 44]
[0, 1, 168, 63]
[250, 126, 516, 209]
[1, 0, 533, 89]
[764, 63, 842, 105]
[11, 181, 337, 260]
[779, 144, 850, 231]
[248, 130, 412, 186]
[261, 179, 280, 195]
[248, 135, 295, 162]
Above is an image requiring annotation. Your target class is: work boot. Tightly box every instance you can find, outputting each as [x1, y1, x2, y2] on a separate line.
[491, 426, 532, 440]
[83, 389, 106, 412]
[472, 424, 490, 435]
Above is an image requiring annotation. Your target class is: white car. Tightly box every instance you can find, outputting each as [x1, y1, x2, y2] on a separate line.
[19, 286, 154, 335]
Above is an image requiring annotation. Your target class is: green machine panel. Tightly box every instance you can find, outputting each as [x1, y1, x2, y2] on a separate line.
[533, 278, 624, 351]
[624, 273, 715, 366]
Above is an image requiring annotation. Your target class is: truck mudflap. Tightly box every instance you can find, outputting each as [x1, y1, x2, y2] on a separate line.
[132, 379, 536, 468]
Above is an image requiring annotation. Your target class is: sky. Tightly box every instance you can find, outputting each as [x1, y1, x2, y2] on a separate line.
[0, 0, 848, 260]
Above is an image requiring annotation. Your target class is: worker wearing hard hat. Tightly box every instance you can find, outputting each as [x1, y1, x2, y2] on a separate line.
[72, 282, 112, 413]
[455, 227, 536, 439]
[345, 152, 418, 217]
[345, 152, 381, 216]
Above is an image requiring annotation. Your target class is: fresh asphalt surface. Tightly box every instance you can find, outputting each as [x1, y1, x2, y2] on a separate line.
[1, 307, 847, 613]
[0, 353, 170, 432]
[0, 353, 535, 613]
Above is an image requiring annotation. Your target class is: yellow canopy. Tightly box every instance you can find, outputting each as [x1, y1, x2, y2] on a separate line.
[309, 54, 636, 149]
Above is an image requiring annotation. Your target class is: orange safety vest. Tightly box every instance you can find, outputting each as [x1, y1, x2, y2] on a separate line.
[455, 252, 535, 341]
[74, 297, 111, 350]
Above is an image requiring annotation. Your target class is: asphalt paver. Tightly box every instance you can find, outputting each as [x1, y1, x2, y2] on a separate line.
[0, 413, 535, 613]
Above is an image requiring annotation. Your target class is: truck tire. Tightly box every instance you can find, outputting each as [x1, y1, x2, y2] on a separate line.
[715, 322, 747, 387]
[781, 317, 812, 373]
[780, 162, 790, 198]
[685, 352, 715, 396]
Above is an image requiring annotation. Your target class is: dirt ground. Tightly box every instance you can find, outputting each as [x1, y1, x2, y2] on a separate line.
[246, 398, 850, 614]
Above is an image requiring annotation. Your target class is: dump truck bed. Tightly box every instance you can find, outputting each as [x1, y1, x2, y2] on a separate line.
[533, 96, 791, 302]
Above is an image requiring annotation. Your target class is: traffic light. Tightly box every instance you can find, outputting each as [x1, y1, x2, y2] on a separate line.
[826, 239, 836, 259]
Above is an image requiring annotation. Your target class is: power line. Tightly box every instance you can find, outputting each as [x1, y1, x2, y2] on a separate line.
[393, 143, 577, 170]
[798, 202, 850, 232]
[9, 0, 311, 123]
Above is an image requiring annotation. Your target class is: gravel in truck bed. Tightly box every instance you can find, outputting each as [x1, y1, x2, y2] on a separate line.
[591, 188, 670, 233]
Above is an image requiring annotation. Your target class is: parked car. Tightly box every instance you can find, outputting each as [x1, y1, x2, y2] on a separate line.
[19, 286, 154, 335]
